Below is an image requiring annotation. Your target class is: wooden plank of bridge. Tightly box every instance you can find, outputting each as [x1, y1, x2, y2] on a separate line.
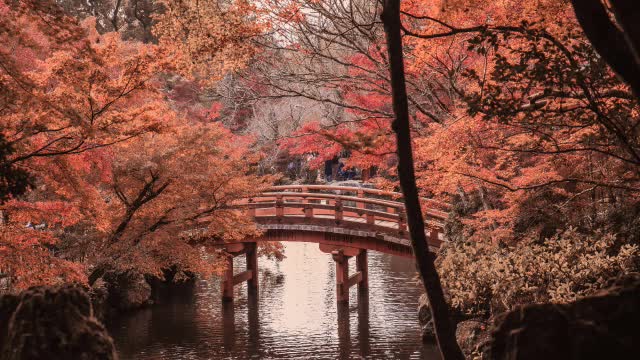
[319, 243, 361, 256]
[226, 243, 246, 254]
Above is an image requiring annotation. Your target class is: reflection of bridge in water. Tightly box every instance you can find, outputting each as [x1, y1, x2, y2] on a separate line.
[220, 185, 450, 304]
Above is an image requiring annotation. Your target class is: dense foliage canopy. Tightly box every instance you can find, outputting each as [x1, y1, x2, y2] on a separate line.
[0, 0, 277, 292]
[1, 4, 639, 356]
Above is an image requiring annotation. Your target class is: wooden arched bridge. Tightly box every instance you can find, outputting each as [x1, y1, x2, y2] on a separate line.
[220, 185, 450, 303]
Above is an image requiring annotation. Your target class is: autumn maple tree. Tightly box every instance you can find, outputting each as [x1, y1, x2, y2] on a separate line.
[0, 0, 166, 290]
[0, 0, 276, 292]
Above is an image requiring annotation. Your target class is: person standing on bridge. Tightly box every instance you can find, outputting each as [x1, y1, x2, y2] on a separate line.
[324, 159, 333, 182]
[325, 156, 340, 182]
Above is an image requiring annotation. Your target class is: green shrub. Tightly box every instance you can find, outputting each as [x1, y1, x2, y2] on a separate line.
[436, 228, 640, 317]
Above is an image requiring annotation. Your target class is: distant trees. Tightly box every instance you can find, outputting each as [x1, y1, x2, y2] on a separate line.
[251, 0, 397, 167]
[55, 0, 160, 42]
[153, 0, 264, 84]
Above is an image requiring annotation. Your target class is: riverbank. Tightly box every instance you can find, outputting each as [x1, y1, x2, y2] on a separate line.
[89, 266, 197, 322]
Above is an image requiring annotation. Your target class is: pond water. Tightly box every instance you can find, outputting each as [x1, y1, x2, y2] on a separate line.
[106, 242, 441, 359]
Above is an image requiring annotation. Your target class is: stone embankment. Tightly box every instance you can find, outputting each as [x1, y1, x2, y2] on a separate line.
[0, 284, 117, 360]
[419, 273, 640, 359]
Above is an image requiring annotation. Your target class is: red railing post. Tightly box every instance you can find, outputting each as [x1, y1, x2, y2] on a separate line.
[276, 194, 284, 218]
[366, 212, 375, 225]
[301, 186, 310, 217]
[335, 196, 343, 223]
[248, 198, 255, 217]
[356, 189, 365, 210]
[397, 207, 407, 234]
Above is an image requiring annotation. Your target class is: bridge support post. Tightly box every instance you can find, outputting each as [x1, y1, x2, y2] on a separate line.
[221, 242, 259, 303]
[222, 254, 234, 302]
[356, 249, 368, 293]
[246, 242, 258, 296]
[324, 245, 369, 304]
[332, 250, 350, 303]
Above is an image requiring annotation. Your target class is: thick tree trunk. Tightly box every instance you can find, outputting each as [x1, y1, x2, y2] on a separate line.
[380, 1, 464, 359]
[570, 0, 640, 97]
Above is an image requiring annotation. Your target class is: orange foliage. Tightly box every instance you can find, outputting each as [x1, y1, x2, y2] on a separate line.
[0, 0, 276, 292]
[94, 119, 272, 278]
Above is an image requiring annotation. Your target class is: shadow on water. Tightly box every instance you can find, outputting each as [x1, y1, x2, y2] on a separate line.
[222, 301, 236, 351]
[337, 301, 351, 358]
[357, 290, 371, 357]
[106, 242, 442, 359]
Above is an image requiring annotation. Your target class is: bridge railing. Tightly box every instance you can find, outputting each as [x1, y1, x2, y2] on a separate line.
[266, 185, 451, 212]
[234, 185, 449, 244]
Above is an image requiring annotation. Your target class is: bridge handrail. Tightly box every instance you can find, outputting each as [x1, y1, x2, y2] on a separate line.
[266, 185, 451, 210]
[244, 191, 449, 221]
[260, 191, 403, 207]
[234, 201, 445, 225]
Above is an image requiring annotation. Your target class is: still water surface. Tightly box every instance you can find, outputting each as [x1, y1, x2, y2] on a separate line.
[107, 242, 441, 359]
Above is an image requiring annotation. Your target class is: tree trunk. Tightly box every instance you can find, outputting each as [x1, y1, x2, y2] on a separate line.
[570, 0, 640, 98]
[380, 1, 465, 359]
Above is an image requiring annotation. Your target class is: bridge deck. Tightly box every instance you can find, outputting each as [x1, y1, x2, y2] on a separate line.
[227, 185, 448, 257]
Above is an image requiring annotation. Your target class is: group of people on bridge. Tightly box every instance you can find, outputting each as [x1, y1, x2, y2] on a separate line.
[323, 156, 377, 182]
